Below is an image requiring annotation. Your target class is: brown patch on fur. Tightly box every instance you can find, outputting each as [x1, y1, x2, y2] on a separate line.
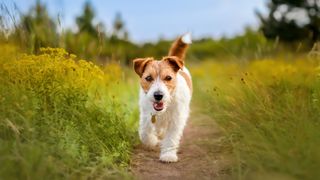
[137, 58, 183, 93]
[163, 56, 184, 72]
[139, 61, 158, 92]
[158, 59, 178, 93]
[168, 36, 189, 60]
[179, 71, 193, 93]
[133, 58, 153, 77]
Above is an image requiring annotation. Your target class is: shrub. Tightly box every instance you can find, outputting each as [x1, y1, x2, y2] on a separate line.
[0, 47, 137, 179]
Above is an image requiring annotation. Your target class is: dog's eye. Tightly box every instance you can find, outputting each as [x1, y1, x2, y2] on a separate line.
[145, 75, 153, 82]
[165, 75, 172, 81]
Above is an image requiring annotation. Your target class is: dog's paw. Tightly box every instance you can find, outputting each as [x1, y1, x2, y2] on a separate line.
[141, 134, 159, 150]
[159, 151, 178, 163]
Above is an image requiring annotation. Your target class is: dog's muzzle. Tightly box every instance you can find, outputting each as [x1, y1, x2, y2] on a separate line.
[153, 91, 164, 111]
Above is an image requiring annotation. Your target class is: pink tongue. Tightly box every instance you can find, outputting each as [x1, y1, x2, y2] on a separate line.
[153, 102, 164, 110]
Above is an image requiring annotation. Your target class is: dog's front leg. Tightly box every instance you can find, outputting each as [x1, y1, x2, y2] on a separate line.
[159, 111, 189, 162]
[139, 114, 159, 149]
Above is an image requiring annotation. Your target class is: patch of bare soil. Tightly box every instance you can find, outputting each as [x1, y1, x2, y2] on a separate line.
[130, 106, 231, 180]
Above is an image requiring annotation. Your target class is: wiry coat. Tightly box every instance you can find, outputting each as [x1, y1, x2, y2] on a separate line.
[134, 33, 192, 162]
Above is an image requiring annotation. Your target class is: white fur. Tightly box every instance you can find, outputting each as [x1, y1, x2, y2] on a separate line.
[182, 33, 192, 44]
[138, 67, 192, 162]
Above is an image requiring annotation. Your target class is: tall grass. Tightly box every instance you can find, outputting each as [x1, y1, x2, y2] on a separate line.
[0, 45, 138, 179]
[192, 59, 320, 180]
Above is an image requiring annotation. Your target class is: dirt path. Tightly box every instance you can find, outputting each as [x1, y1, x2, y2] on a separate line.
[130, 105, 231, 180]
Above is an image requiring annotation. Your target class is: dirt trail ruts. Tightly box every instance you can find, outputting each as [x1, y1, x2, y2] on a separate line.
[130, 105, 231, 180]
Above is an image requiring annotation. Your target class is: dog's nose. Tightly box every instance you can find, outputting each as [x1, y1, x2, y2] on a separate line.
[154, 91, 163, 101]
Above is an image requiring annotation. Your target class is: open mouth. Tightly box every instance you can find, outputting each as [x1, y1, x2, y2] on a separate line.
[153, 101, 164, 111]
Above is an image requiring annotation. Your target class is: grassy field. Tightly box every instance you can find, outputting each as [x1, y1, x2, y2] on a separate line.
[191, 58, 320, 180]
[0, 45, 139, 179]
[0, 42, 320, 179]
[1, 1, 320, 179]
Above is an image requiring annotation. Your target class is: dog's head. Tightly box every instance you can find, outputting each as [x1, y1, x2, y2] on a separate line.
[133, 33, 191, 113]
[133, 56, 183, 112]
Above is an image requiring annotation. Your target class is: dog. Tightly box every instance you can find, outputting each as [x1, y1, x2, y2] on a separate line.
[133, 33, 192, 162]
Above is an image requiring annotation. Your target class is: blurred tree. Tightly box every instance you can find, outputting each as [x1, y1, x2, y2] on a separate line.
[257, 0, 320, 43]
[76, 1, 98, 37]
[111, 12, 129, 40]
[66, 1, 109, 61]
[15, 0, 58, 52]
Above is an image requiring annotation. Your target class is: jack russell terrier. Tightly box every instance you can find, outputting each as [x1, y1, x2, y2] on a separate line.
[133, 33, 192, 162]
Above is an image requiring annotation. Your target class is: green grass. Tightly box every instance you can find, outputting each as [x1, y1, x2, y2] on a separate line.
[1, 42, 320, 180]
[191, 59, 320, 180]
[0, 46, 139, 179]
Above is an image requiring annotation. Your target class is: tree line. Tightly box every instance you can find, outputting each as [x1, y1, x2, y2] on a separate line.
[0, 0, 319, 64]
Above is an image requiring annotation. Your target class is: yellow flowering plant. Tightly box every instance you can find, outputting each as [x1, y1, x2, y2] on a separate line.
[0, 47, 137, 179]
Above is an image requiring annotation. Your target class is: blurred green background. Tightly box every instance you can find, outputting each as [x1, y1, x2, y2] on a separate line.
[1, 0, 320, 64]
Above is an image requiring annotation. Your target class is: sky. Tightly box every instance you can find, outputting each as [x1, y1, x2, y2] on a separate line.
[1, 0, 268, 42]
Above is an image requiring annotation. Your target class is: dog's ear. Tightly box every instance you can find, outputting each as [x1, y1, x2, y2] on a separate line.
[133, 58, 152, 77]
[163, 56, 184, 72]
